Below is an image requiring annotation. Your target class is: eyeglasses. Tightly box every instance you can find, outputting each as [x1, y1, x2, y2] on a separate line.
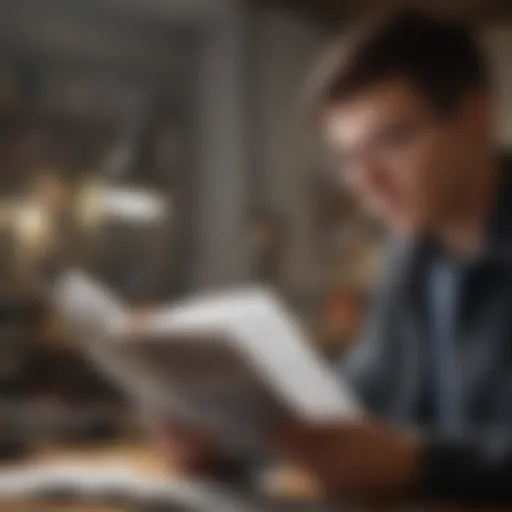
[330, 116, 437, 183]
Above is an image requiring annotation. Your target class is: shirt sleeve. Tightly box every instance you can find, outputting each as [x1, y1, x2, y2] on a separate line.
[340, 246, 404, 416]
[419, 431, 512, 505]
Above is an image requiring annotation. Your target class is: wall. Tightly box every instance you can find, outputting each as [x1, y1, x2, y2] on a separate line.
[254, 8, 327, 292]
[481, 25, 512, 146]
[171, 2, 329, 292]
[192, 1, 251, 290]
[191, 3, 330, 292]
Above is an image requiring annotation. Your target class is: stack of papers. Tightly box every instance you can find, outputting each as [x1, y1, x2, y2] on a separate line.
[0, 462, 259, 511]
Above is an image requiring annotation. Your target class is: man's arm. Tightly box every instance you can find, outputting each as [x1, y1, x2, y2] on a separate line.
[273, 421, 512, 506]
[420, 431, 512, 505]
[326, 243, 512, 505]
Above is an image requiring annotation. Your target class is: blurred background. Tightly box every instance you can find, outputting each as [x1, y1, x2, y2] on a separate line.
[0, 0, 512, 509]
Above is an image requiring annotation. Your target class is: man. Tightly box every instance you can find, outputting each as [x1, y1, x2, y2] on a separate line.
[160, 10, 512, 505]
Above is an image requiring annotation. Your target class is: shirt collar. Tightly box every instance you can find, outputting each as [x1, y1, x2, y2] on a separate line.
[415, 153, 512, 267]
[484, 153, 512, 262]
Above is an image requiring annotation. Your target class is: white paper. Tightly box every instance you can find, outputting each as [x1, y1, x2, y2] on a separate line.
[0, 462, 260, 511]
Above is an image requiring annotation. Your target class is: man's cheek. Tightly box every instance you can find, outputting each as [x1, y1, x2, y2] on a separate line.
[349, 181, 379, 215]
[379, 181, 425, 231]
[358, 192, 389, 219]
[396, 168, 428, 212]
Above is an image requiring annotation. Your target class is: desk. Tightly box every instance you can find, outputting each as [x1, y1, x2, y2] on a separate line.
[0, 443, 168, 512]
[29, 443, 168, 477]
[0, 442, 323, 511]
[0, 443, 481, 511]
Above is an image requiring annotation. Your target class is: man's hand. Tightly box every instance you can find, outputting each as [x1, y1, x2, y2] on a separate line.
[272, 419, 423, 501]
[155, 423, 222, 476]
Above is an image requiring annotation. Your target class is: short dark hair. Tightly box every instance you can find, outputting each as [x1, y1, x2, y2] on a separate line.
[307, 9, 489, 121]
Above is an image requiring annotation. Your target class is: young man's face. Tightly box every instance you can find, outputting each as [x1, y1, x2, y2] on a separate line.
[323, 78, 491, 235]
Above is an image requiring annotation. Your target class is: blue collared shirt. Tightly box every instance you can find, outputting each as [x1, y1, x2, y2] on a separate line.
[342, 155, 512, 502]
[427, 255, 464, 434]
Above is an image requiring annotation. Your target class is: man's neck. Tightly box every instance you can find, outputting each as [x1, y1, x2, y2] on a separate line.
[437, 154, 499, 259]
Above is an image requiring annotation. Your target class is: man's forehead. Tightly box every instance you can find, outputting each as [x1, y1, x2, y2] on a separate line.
[323, 79, 430, 146]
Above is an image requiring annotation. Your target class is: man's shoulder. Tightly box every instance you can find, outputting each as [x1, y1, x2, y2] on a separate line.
[377, 235, 422, 291]
[384, 235, 417, 264]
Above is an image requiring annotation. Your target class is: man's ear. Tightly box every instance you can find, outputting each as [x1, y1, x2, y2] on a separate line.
[461, 91, 495, 140]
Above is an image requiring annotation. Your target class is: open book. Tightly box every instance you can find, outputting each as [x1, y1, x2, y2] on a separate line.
[52, 271, 361, 455]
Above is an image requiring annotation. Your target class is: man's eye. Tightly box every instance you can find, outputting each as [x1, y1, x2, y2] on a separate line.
[377, 121, 426, 149]
[378, 127, 415, 147]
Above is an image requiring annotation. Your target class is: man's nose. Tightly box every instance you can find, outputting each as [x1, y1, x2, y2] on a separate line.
[349, 159, 386, 193]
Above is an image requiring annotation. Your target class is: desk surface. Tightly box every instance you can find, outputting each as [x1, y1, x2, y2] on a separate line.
[0, 443, 160, 511]
[1, 443, 480, 511]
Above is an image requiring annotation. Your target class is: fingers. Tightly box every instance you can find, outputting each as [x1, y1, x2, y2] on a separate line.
[271, 421, 353, 455]
[269, 421, 383, 499]
[153, 422, 220, 475]
[270, 422, 339, 478]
